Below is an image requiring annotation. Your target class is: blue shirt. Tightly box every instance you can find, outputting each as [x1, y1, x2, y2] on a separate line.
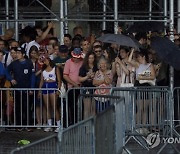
[7, 59, 34, 88]
[0, 62, 5, 76]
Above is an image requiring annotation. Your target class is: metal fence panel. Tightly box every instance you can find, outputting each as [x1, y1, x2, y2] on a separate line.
[10, 94, 126, 154]
[173, 87, 180, 128]
[0, 88, 63, 130]
[114, 96, 125, 154]
[111, 87, 171, 151]
[60, 117, 95, 154]
[79, 94, 125, 154]
[95, 107, 115, 154]
[65, 87, 112, 127]
[10, 134, 60, 154]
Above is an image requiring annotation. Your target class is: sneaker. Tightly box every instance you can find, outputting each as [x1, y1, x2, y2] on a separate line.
[54, 127, 61, 133]
[36, 124, 41, 130]
[25, 128, 33, 132]
[16, 128, 24, 132]
[44, 127, 53, 132]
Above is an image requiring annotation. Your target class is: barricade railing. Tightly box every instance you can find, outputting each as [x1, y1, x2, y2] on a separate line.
[0, 88, 63, 130]
[59, 94, 125, 154]
[10, 134, 60, 154]
[11, 94, 125, 154]
[65, 87, 112, 127]
[59, 116, 95, 154]
[173, 87, 180, 129]
[111, 86, 173, 152]
[91, 94, 125, 154]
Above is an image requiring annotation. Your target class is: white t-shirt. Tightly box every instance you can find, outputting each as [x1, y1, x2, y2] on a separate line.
[2, 52, 13, 67]
[21, 40, 40, 57]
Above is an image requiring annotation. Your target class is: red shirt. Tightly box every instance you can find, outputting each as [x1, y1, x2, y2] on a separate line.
[63, 58, 83, 88]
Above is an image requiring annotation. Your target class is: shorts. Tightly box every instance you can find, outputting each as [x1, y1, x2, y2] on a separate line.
[42, 82, 57, 94]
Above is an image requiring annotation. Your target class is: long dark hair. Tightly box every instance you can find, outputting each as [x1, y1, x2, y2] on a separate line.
[136, 49, 149, 63]
[103, 46, 115, 63]
[118, 46, 130, 59]
[29, 45, 39, 59]
[42, 58, 55, 71]
[82, 52, 97, 70]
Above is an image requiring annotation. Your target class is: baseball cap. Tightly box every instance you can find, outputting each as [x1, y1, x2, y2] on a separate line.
[71, 48, 83, 58]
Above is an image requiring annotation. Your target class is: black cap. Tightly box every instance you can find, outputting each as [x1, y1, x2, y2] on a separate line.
[59, 45, 68, 53]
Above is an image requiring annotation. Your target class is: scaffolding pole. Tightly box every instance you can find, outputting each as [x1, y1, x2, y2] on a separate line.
[14, 0, 19, 41]
[114, 0, 118, 34]
[149, 0, 152, 20]
[60, 0, 64, 44]
[164, 0, 168, 28]
[102, 0, 107, 30]
[169, 0, 174, 93]
[5, 0, 9, 29]
[64, 0, 68, 34]
[178, 0, 180, 33]
[62, 19, 168, 22]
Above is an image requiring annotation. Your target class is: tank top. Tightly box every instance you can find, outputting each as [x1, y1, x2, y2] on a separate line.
[136, 63, 151, 79]
[43, 67, 56, 81]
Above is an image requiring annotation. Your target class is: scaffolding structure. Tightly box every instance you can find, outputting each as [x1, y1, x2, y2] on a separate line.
[0, 0, 177, 92]
[0, 0, 177, 95]
[0, 0, 179, 153]
[0, 0, 179, 43]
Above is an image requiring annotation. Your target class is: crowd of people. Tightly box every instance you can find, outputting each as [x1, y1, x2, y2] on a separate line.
[0, 21, 179, 132]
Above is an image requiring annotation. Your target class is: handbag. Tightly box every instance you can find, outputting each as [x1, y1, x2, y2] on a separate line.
[139, 79, 156, 86]
[120, 83, 134, 87]
[138, 64, 156, 86]
[120, 72, 134, 87]
[59, 82, 66, 98]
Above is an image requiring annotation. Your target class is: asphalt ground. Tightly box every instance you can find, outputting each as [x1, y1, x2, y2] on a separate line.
[0, 127, 180, 154]
[0, 129, 54, 154]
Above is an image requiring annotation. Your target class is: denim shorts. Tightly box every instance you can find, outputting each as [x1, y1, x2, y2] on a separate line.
[42, 82, 57, 94]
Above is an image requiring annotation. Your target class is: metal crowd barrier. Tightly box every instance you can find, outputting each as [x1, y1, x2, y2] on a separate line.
[10, 134, 60, 154]
[59, 94, 125, 154]
[173, 87, 180, 129]
[65, 87, 112, 127]
[59, 116, 95, 154]
[111, 86, 178, 152]
[0, 88, 63, 130]
[11, 94, 125, 154]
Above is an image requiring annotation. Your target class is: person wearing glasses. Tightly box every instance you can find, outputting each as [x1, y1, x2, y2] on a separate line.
[93, 45, 103, 62]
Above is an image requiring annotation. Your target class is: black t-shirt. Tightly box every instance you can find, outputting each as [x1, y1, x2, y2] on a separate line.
[79, 65, 97, 87]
